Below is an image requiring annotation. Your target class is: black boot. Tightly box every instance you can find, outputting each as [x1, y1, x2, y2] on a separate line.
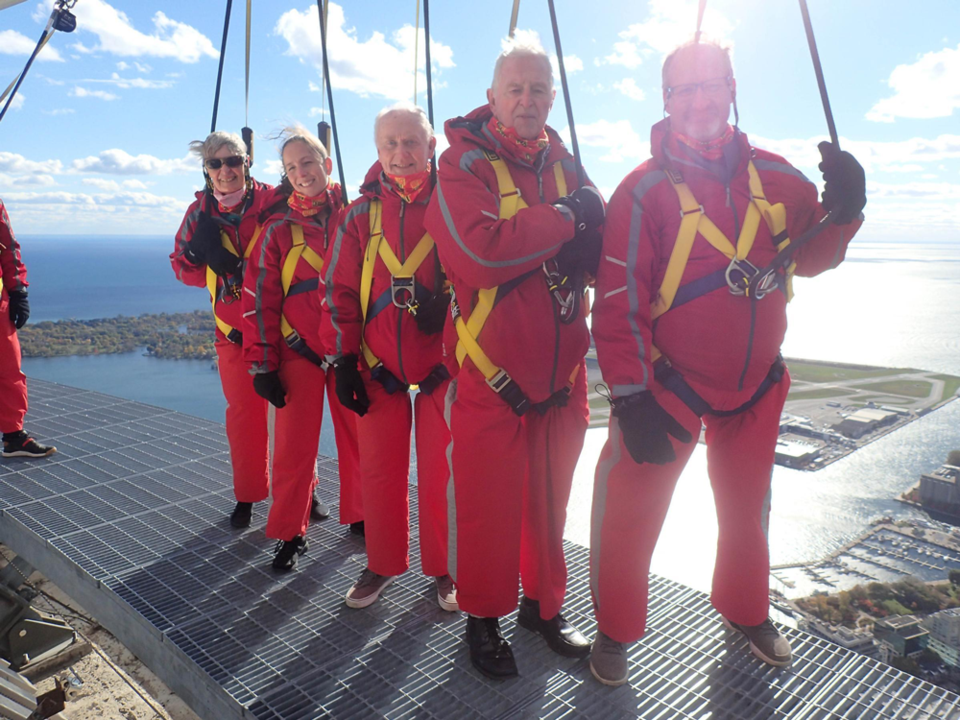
[349, 521, 365, 537]
[230, 501, 253, 529]
[272, 536, 308, 571]
[465, 616, 518, 680]
[517, 596, 590, 658]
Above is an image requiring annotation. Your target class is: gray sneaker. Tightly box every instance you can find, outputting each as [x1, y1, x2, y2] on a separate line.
[722, 617, 792, 667]
[435, 574, 458, 612]
[345, 568, 395, 609]
[590, 630, 628, 686]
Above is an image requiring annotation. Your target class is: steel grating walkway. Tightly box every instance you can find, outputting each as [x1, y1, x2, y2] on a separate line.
[0, 379, 958, 719]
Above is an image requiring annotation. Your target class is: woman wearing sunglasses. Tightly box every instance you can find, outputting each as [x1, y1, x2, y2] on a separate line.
[170, 131, 286, 531]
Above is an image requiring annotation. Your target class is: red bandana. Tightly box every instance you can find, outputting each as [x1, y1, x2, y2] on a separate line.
[287, 188, 329, 217]
[488, 117, 549, 165]
[385, 165, 432, 204]
[672, 124, 736, 161]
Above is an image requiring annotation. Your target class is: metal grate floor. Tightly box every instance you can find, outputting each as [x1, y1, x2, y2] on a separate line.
[1, 379, 957, 719]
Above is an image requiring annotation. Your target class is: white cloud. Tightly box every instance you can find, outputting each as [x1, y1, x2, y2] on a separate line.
[614, 0, 736, 57]
[569, 118, 646, 163]
[749, 133, 960, 175]
[84, 73, 174, 89]
[55, 0, 218, 63]
[0, 29, 63, 61]
[0, 173, 56, 187]
[3, 188, 188, 233]
[549, 53, 583, 79]
[614, 78, 645, 101]
[116, 61, 128, 71]
[71, 149, 197, 175]
[603, 41, 645, 69]
[41, 108, 75, 116]
[7, 94, 25, 110]
[82, 177, 121, 191]
[275, 2, 455, 102]
[0, 151, 63, 175]
[69, 86, 118, 100]
[309, 107, 328, 119]
[122, 179, 149, 189]
[867, 44, 960, 122]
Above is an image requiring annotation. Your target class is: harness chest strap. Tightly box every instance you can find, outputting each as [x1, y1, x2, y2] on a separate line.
[279, 223, 325, 347]
[359, 198, 435, 372]
[453, 153, 566, 376]
[206, 224, 261, 341]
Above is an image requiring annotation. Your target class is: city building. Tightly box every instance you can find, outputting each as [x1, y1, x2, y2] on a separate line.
[834, 407, 900, 439]
[920, 465, 960, 512]
[922, 608, 960, 667]
[874, 615, 930, 663]
[775, 436, 823, 468]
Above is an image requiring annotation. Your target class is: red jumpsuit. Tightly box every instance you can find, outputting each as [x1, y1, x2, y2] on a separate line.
[320, 162, 449, 578]
[171, 183, 272, 505]
[591, 120, 863, 643]
[0, 199, 28, 435]
[424, 106, 591, 621]
[243, 185, 361, 541]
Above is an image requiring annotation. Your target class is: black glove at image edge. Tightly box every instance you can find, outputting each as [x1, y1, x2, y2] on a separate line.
[7, 290, 29, 329]
[817, 141, 866, 225]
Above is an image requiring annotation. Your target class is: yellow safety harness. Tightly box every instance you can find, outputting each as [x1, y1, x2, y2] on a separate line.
[359, 198, 436, 374]
[278, 223, 326, 364]
[649, 161, 795, 362]
[206, 227, 260, 343]
[452, 151, 579, 415]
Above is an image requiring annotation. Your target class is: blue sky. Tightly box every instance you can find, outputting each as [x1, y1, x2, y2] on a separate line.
[1, 0, 958, 240]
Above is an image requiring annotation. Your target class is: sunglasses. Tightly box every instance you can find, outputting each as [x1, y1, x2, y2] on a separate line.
[205, 156, 244, 170]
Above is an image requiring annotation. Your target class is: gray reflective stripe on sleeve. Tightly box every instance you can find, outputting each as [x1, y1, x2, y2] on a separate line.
[254, 221, 283, 368]
[459, 148, 490, 176]
[760, 465, 773, 541]
[324, 201, 370, 356]
[590, 418, 622, 606]
[752, 158, 814, 186]
[561, 157, 576, 175]
[611, 384, 645, 396]
[267, 403, 277, 497]
[831, 227, 846, 268]
[443, 378, 458, 583]
[435, 177, 563, 269]
[624, 170, 667, 392]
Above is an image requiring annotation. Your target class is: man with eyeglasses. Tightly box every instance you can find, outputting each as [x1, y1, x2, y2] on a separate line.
[588, 38, 866, 686]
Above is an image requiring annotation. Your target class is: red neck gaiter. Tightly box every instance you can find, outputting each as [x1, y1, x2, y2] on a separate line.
[384, 165, 432, 204]
[672, 124, 736, 161]
[488, 117, 549, 165]
[287, 188, 329, 217]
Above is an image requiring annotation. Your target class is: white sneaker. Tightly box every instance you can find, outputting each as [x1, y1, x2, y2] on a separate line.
[435, 574, 458, 612]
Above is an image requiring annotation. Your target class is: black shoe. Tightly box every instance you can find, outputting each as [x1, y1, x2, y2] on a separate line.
[272, 536, 308, 571]
[310, 490, 329, 520]
[2, 431, 56, 459]
[349, 521, 365, 537]
[465, 616, 518, 680]
[517, 596, 590, 658]
[230, 502, 253, 529]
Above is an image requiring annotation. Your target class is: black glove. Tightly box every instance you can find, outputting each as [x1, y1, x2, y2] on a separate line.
[414, 292, 451, 335]
[333, 355, 370, 416]
[554, 186, 605, 235]
[555, 228, 602, 276]
[206, 242, 242, 278]
[253, 370, 286, 409]
[614, 390, 693, 465]
[417, 364, 451, 396]
[818, 141, 866, 225]
[7, 290, 29, 329]
[184, 213, 222, 266]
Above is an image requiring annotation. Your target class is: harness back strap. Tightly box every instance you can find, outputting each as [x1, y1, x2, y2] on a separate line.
[360, 198, 435, 371]
[207, 224, 261, 342]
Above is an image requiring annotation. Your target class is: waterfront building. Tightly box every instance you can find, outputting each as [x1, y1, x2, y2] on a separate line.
[922, 608, 960, 667]
[798, 615, 877, 656]
[874, 615, 930, 663]
[834, 407, 900, 439]
[919, 465, 960, 519]
[774, 437, 823, 468]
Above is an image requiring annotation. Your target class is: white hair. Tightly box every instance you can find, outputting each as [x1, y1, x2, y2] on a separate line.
[491, 30, 553, 92]
[188, 131, 246, 161]
[373, 102, 434, 144]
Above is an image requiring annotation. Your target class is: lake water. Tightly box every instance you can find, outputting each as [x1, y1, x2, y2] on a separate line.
[16, 234, 960, 594]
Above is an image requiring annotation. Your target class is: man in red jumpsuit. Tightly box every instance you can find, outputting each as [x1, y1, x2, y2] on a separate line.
[0, 199, 55, 459]
[425, 38, 604, 679]
[321, 103, 455, 612]
[589, 39, 866, 685]
[243, 126, 361, 571]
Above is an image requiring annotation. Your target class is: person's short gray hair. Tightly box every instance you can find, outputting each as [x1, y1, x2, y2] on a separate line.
[276, 124, 329, 163]
[188, 131, 246, 161]
[491, 31, 553, 93]
[373, 102, 434, 145]
[662, 36, 734, 90]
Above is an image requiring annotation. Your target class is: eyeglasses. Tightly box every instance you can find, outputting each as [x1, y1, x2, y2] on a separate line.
[204, 155, 244, 170]
[666, 76, 732, 100]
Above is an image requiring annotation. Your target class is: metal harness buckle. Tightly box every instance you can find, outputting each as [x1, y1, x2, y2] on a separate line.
[391, 275, 416, 309]
[724, 257, 776, 299]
